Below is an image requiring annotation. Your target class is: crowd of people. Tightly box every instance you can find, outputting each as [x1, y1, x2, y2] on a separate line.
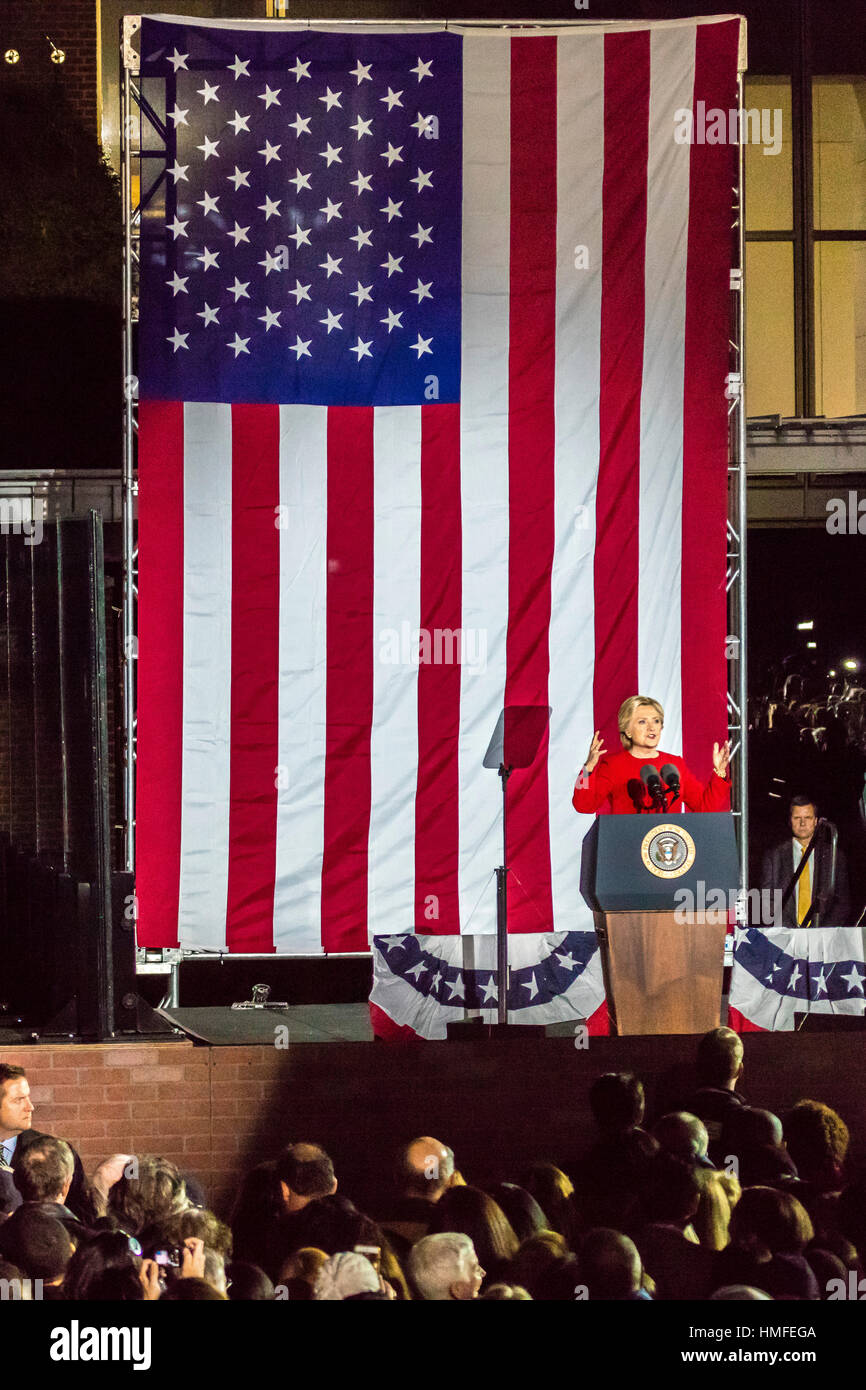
[1, 1031, 864, 1301]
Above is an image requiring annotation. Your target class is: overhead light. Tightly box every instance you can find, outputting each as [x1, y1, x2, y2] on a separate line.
[46, 35, 65, 64]
[807, 642, 816, 649]
[829, 669, 837, 677]
[843, 659, 859, 671]
[797, 621, 814, 631]
[4, 49, 19, 64]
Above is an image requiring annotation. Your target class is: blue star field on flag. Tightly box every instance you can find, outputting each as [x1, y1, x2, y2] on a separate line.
[138, 23, 462, 405]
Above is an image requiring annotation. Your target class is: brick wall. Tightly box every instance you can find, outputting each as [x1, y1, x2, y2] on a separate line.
[0, 0, 98, 132]
[1, 1032, 866, 1227]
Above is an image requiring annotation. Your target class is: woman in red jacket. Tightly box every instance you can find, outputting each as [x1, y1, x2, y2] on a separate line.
[572, 695, 730, 816]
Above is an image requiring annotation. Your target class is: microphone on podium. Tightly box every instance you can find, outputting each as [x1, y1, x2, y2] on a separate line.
[640, 764, 665, 810]
[660, 764, 681, 800]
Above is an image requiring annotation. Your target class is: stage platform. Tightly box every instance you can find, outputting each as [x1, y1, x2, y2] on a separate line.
[1, 1022, 865, 1221]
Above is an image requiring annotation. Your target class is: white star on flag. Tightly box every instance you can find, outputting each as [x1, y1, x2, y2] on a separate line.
[227, 333, 250, 356]
[410, 224, 433, 247]
[197, 304, 220, 326]
[166, 329, 189, 351]
[380, 198, 403, 221]
[411, 57, 433, 81]
[289, 280, 311, 303]
[197, 191, 219, 215]
[411, 278, 433, 302]
[166, 217, 188, 239]
[166, 273, 188, 295]
[351, 60, 372, 84]
[319, 309, 343, 333]
[522, 972, 539, 1000]
[406, 960, 426, 980]
[319, 253, 342, 277]
[258, 251, 284, 275]
[479, 976, 498, 1003]
[227, 167, 251, 190]
[350, 337, 373, 361]
[381, 143, 403, 165]
[258, 141, 281, 163]
[227, 112, 250, 135]
[812, 967, 828, 996]
[258, 308, 282, 331]
[350, 115, 373, 140]
[411, 168, 433, 192]
[197, 136, 220, 160]
[789, 964, 802, 990]
[381, 253, 403, 277]
[288, 225, 312, 248]
[196, 247, 219, 270]
[349, 227, 373, 250]
[288, 114, 312, 137]
[555, 952, 578, 972]
[319, 198, 342, 222]
[841, 965, 865, 993]
[288, 57, 311, 82]
[350, 282, 373, 305]
[228, 55, 250, 80]
[288, 169, 312, 194]
[228, 278, 250, 301]
[411, 334, 433, 357]
[198, 81, 220, 104]
[167, 105, 189, 127]
[228, 222, 250, 246]
[411, 113, 436, 137]
[380, 308, 403, 331]
[258, 86, 281, 108]
[443, 978, 463, 1003]
[350, 171, 373, 195]
[258, 196, 281, 219]
[290, 336, 312, 359]
[319, 87, 342, 111]
[319, 143, 342, 166]
[166, 161, 189, 183]
[380, 88, 403, 110]
[167, 48, 188, 72]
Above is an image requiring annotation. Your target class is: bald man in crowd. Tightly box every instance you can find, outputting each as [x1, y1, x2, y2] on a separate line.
[378, 1136, 462, 1256]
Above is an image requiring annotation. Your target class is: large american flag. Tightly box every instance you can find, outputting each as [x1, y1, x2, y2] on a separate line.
[136, 15, 744, 954]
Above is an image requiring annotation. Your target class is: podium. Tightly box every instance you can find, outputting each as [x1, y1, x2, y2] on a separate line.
[580, 813, 739, 1036]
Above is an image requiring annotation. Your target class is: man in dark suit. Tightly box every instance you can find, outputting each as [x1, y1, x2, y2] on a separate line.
[0, 1063, 95, 1224]
[760, 796, 852, 927]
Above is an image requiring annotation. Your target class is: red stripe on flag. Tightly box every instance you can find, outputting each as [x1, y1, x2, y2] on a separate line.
[225, 404, 281, 952]
[681, 19, 741, 773]
[136, 401, 184, 948]
[593, 32, 650, 748]
[414, 402, 462, 934]
[321, 407, 375, 951]
[505, 35, 557, 933]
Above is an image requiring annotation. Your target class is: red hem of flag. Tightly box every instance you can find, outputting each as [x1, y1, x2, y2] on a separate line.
[369, 1001, 424, 1044]
[727, 1005, 766, 1034]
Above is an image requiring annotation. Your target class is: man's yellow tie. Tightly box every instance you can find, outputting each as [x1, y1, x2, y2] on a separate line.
[797, 847, 811, 925]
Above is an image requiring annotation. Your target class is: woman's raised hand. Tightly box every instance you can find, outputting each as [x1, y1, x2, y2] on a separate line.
[584, 730, 606, 775]
[712, 739, 731, 777]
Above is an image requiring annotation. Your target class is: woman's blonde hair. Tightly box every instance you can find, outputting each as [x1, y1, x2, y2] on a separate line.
[618, 695, 665, 749]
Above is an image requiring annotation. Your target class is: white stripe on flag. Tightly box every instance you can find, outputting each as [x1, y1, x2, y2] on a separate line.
[549, 32, 605, 932]
[368, 406, 423, 934]
[637, 26, 695, 753]
[457, 34, 511, 935]
[272, 404, 328, 953]
[177, 402, 232, 949]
